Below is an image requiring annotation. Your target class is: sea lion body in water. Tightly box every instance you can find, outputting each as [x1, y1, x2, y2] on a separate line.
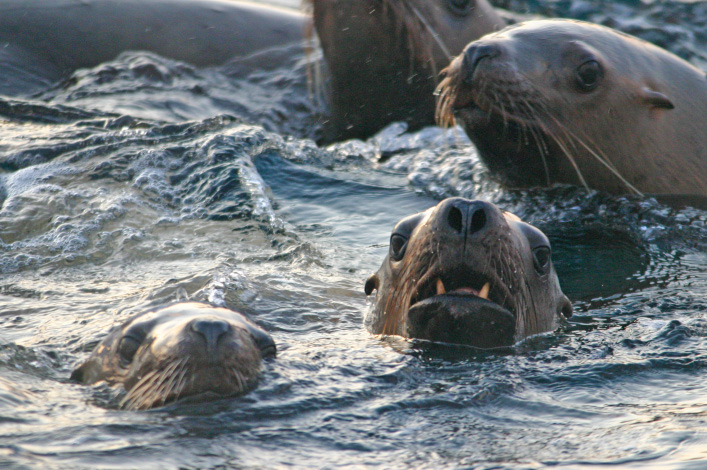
[436, 19, 707, 196]
[364, 198, 571, 347]
[0, 0, 504, 141]
[71, 302, 276, 410]
[0, 0, 306, 96]
[310, 0, 504, 142]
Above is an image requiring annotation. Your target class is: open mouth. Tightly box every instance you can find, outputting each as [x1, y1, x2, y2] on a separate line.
[409, 268, 510, 311]
[406, 268, 516, 348]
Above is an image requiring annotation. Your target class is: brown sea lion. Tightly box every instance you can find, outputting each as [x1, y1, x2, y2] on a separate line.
[71, 302, 276, 410]
[436, 19, 707, 196]
[1, 0, 504, 142]
[364, 198, 571, 347]
[309, 0, 505, 142]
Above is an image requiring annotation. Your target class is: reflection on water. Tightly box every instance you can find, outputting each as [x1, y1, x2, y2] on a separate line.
[1, 0, 707, 469]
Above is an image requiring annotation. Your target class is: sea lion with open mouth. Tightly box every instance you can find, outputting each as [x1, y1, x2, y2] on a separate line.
[72, 302, 276, 410]
[436, 19, 707, 196]
[364, 198, 571, 347]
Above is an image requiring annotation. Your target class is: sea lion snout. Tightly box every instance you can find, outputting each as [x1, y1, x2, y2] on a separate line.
[437, 198, 505, 243]
[461, 42, 502, 84]
[190, 317, 232, 360]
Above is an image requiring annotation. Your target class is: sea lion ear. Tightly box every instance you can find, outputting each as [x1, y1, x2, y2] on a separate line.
[640, 87, 674, 109]
[558, 295, 572, 319]
[70, 363, 89, 383]
[364, 274, 380, 295]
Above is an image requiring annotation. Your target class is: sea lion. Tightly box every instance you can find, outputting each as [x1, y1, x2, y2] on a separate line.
[0, 0, 504, 142]
[364, 198, 571, 347]
[310, 0, 504, 142]
[0, 0, 306, 96]
[71, 302, 276, 410]
[436, 19, 707, 196]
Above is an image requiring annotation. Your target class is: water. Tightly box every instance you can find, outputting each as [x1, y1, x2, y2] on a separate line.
[1, 1, 707, 468]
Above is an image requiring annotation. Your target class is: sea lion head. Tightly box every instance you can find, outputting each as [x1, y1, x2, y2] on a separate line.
[436, 19, 706, 195]
[308, 0, 504, 142]
[365, 198, 571, 347]
[72, 302, 276, 410]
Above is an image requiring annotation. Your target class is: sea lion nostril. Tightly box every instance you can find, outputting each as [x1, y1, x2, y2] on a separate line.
[448, 206, 463, 232]
[462, 43, 500, 84]
[470, 207, 487, 233]
[192, 319, 230, 349]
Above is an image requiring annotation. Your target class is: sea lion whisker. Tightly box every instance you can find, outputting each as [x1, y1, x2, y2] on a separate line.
[160, 357, 190, 405]
[153, 358, 185, 392]
[233, 368, 247, 392]
[544, 113, 643, 195]
[513, 100, 533, 154]
[171, 361, 191, 403]
[132, 360, 183, 409]
[547, 132, 590, 191]
[491, 89, 510, 134]
[405, 3, 452, 62]
[516, 97, 552, 185]
[121, 371, 163, 410]
[121, 383, 155, 410]
[508, 95, 592, 192]
[434, 81, 456, 129]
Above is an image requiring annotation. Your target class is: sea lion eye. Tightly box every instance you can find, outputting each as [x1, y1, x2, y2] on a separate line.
[390, 233, 408, 261]
[532, 246, 551, 274]
[118, 336, 142, 365]
[575, 60, 602, 92]
[446, 0, 474, 16]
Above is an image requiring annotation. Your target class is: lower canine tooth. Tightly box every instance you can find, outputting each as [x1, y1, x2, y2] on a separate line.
[436, 278, 446, 295]
[479, 282, 490, 300]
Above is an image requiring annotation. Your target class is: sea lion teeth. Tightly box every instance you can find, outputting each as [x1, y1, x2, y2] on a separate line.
[479, 282, 490, 300]
[436, 278, 446, 295]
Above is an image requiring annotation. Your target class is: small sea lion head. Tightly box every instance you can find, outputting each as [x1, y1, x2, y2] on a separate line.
[72, 302, 276, 410]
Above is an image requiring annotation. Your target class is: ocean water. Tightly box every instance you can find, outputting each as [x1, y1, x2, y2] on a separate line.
[1, 1, 707, 469]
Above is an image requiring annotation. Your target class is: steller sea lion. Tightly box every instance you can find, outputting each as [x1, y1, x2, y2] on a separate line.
[364, 198, 571, 348]
[309, 0, 504, 142]
[436, 19, 707, 196]
[0, 0, 504, 142]
[0, 0, 307, 96]
[71, 302, 276, 410]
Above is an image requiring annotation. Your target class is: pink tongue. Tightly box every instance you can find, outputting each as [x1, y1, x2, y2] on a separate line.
[451, 287, 480, 296]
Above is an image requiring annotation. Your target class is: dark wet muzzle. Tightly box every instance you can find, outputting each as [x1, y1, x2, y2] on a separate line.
[440, 198, 496, 239]
[461, 43, 501, 85]
[191, 318, 231, 359]
[406, 293, 516, 348]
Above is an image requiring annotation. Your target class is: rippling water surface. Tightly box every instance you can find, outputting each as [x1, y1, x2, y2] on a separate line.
[1, 1, 707, 469]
